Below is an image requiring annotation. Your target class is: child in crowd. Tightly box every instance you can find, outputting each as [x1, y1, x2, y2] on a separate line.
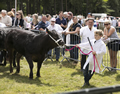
[76, 30, 106, 87]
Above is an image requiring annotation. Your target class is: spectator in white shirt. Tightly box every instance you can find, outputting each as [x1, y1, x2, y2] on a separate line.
[47, 18, 64, 61]
[65, 11, 74, 44]
[111, 17, 117, 27]
[1, 10, 12, 27]
[80, 18, 97, 71]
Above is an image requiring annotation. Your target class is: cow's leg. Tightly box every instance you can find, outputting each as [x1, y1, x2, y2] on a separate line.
[13, 51, 16, 67]
[8, 49, 14, 73]
[3, 50, 7, 66]
[16, 53, 22, 73]
[25, 55, 34, 79]
[36, 55, 45, 77]
[0, 51, 4, 64]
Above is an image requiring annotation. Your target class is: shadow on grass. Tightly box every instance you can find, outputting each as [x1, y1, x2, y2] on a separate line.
[96, 70, 118, 77]
[43, 60, 77, 69]
[71, 69, 83, 77]
[0, 64, 23, 73]
[80, 84, 96, 89]
[0, 66, 55, 87]
[43, 60, 57, 65]
[0, 66, 11, 72]
[115, 74, 120, 81]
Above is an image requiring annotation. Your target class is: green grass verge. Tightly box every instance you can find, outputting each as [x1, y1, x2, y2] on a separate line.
[0, 56, 120, 94]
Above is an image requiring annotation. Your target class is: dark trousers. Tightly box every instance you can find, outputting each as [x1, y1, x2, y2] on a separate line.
[81, 55, 88, 69]
[70, 40, 79, 60]
[83, 64, 94, 83]
[55, 47, 60, 60]
[47, 49, 52, 56]
[119, 28, 120, 33]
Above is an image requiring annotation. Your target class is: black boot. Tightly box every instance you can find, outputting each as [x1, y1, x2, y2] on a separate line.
[82, 82, 90, 87]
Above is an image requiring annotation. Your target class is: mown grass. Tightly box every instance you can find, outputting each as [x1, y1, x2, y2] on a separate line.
[0, 54, 120, 94]
[1, 29, 120, 94]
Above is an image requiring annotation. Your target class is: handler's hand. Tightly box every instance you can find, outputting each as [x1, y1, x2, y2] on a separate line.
[76, 44, 79, 48]
[92, 51, 96, 55]
[61, 23, 64, 27]
[103, 35, 108, 39]
[64, 32, 68, 35]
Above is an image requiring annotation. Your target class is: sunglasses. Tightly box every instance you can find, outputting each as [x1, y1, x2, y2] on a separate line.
[16, 14, 19, 16]
[104, 24, 109, 26]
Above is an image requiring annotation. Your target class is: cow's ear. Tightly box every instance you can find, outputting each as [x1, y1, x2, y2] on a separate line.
[46, 28, 52, 35]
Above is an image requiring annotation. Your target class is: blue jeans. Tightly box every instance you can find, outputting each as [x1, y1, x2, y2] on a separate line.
[55, 48, 60, 60]
[83, 64, 94, 83]
[70, 40, 79, 59]
[62, 34, 65, 55]
[47, 49, 52, 56]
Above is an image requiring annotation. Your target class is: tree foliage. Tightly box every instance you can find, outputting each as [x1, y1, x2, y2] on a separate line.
[0, 0, 120, 16]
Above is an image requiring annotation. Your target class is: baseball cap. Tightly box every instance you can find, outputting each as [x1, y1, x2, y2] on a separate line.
[68, 12, 73, 17]
[51, 18, 56, 22]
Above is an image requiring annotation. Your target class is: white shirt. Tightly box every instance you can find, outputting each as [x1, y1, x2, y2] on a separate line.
[47, 24, 63, 36]
[80, 26, 97, 53]
[0, 22, 6, 27]
[65, 19, 73, 31]
[78, 39, 106, 73]
[112, 19, 117, 27]
[65, 19, 73, 44]
[1, 15, 12, 26]
[26, 16, 31, 23]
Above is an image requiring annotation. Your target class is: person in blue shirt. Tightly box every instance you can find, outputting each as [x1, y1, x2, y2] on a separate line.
[56, 11, 67, 30]
[55, 11, 67, 60]
[37, 15, 47, 32]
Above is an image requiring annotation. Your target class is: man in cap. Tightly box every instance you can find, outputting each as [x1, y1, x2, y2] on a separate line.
[47, 18, 64, 61]
[80, 18, 97, 71]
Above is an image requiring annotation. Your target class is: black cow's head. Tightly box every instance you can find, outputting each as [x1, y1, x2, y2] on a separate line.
[46, 29, 65, 46]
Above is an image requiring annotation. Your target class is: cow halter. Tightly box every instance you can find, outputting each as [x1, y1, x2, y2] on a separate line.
[48, 34, 63, 46]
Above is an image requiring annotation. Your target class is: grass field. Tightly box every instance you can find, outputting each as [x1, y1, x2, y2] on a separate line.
[0, 27, 120, 94]
[0, 54, 120, 94]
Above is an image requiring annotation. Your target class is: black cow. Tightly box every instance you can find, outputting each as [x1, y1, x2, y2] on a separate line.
[5, 28, 64, 79]
[0, 27, 16, 66]
[0, 28, 8, 66]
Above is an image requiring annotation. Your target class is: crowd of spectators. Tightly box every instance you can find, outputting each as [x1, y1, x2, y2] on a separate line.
[0, 9, 119, 71]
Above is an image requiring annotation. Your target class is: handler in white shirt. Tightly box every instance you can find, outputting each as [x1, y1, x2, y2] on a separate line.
[47, 18, 64, 61]
[77, 30, 106, 87]
[80, 18, 97, 71]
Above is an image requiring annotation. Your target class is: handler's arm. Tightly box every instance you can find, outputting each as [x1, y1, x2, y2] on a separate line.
[103, 28, 107, 35]
[65, 27, 80, 35]
[106, 28, 115, 37]
[96, 44, 106, 55]
[39, 28, 45, 31]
